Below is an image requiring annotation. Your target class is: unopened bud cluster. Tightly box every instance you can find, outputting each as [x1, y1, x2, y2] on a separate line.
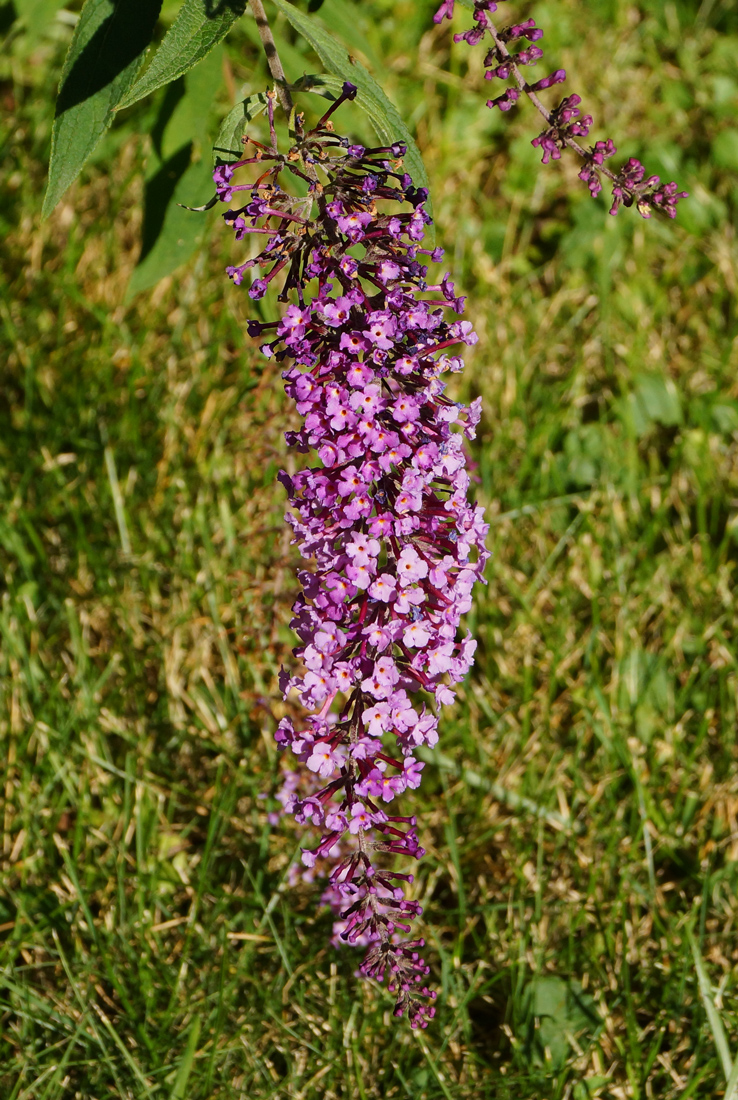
[433, 0, 688, 218]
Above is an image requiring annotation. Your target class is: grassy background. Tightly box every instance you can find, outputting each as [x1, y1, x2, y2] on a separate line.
[2, 0, 738, 1096]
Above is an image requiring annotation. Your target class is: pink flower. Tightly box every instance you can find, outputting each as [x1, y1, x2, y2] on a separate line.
[337, 467, 365, 497]
[392, 395, 421, 423]
[349, 384, 383, 416]
[397, 546, 429, 586]
[349, 803, 373, 833]
[322, 296, 353, 326]
[336, 210, 372, 241]
[345, 532, 380, 563]
[403, 620, 432, 647]
[345, 560, 376, 589]
[369, 573, 397, 602]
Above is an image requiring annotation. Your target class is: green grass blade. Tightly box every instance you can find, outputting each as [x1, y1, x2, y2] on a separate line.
[170, 1017, 202, 1100]
[103, 443, 132, 555]
[688, 928, 733, 1082]
[724, 1056, 738, 1100]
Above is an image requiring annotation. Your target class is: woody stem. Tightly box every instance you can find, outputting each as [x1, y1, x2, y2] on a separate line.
[249, 0, 293, 115]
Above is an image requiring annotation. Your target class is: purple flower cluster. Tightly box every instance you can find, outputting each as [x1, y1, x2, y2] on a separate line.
[433, 0, 688, 218]
[216, 86, 489, 1027]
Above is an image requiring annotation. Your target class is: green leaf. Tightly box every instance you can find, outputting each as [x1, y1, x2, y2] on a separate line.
[269, 0, 430, 206]
[628, 372, 683, 437]
[126, 154, 214, 300]
[116, 0, 246, 111]
[520, 977, 600, 1070]
[213, 91, 268, 162]
[43, 0, 162, 217]
[127, 48, 224, 298]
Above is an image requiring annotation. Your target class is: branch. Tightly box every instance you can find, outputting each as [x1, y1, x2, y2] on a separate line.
[249, 0, 293, 116]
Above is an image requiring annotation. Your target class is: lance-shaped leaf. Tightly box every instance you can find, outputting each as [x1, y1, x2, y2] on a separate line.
[127, 47, 224, 298]
[116, 0, 246, 111]
[269, 0, 430, 205]
[290, 72, 346, 100]
[213, 91, 268, 163]
[126, 153, 215, 300]
[42, 0, 162, 217]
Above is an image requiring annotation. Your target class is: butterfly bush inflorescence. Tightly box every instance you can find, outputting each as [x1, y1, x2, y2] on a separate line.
[216, 86, 489, 1027]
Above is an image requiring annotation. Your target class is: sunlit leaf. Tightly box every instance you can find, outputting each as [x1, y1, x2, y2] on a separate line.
[43, 0, 162, 217]
[116, 0, 246, 111]
[213, 91, 268, 162]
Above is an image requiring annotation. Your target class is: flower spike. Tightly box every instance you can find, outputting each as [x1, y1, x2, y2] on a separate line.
[216, 108, 488, 1026]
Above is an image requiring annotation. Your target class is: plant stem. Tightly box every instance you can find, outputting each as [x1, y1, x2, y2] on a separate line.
[249, 0, 293, 115]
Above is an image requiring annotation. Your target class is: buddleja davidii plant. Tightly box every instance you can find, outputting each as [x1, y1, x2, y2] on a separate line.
[215, 64, 489, 1023]
[206, 0, 688, 1029]
[43, 0, 688, 1029]
[215, 57, 486, 1037]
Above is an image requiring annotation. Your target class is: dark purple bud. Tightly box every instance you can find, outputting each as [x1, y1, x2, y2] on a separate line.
[517, 45, 544, 65]
[507, 18, 543, 41]
[487, 87, 520, 111]
[453, 26, 486, 45]
[485, 63, 512, 80]
[530, 69, 566, 92]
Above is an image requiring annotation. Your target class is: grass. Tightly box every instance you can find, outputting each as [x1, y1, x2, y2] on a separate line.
[1, 0, 738, 1096]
